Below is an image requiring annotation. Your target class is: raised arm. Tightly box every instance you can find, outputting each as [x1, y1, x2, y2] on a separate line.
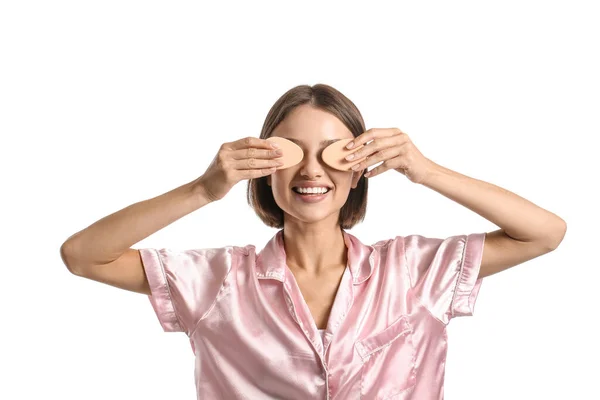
[59, 136, 283, 295]
[60, 180, 213, 294]
[343, 128, 567, 279]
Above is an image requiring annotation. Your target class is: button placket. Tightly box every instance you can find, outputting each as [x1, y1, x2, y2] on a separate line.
[284, 279, 328, 360]
[324, 268, 354, 359]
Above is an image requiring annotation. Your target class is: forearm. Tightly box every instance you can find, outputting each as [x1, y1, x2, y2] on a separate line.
[421, 161, 566, 247]
[61, 178, 213, 266]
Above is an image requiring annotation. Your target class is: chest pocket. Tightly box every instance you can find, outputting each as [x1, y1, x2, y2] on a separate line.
[354, 315, 417, 399]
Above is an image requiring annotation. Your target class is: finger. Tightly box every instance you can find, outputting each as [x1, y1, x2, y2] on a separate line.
[346, 128, 378, 150]
[240, 167, 278, 180]
[351, 154, 380, 173]
[346, 128, 400, 150]
[230, 147, 283, 160]
[349, 136, 407, 167]
[364, 163, 389, 178]
[228, 137, 278, 151]
[232, 157, 284, 170]
[353, 144, 403, 172]
[345, 135, 397, 162]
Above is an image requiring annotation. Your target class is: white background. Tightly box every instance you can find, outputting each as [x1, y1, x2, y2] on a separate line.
[1, 1, 598, 399]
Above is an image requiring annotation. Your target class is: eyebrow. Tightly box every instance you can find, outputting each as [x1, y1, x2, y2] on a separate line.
[283, 138, 341, 146]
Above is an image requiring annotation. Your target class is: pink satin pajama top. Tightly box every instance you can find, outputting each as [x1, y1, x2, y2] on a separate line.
[139, 229, 486, 399]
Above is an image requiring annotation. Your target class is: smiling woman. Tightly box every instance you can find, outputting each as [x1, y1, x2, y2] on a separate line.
[61, 83, 566, 400]
[248, 84, 369, 230]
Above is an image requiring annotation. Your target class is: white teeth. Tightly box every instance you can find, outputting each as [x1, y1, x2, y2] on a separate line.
[294, 187, 329, 194]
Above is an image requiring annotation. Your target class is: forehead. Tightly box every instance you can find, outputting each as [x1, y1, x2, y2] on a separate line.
[272, 105, 354, 145]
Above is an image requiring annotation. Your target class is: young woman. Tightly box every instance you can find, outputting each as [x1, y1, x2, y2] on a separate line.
[60, 84, 566, 399]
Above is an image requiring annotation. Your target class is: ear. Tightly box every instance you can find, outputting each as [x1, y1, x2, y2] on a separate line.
[351, 169, 364, 189]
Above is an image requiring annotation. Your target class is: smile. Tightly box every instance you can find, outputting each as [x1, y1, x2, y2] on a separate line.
[291, 187, 332, 203]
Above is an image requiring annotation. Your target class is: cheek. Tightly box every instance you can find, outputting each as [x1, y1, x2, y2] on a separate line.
[332, 172, 354, 188]
[270, 171, 293, 193]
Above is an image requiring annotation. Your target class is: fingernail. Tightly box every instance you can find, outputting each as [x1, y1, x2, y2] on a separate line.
[346, 142, 354, 149]
[345, 153, 355, 160]
[271, 143, 280, 149]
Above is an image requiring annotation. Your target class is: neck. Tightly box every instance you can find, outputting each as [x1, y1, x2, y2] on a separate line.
[282, 221, 347, 276]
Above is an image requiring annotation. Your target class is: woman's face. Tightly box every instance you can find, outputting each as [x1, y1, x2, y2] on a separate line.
[267, 104, 363, 226]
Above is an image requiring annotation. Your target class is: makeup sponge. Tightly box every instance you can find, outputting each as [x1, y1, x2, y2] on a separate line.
[266, 137, 303, 169]
[322, 138, 367, 171]
[265, 137, 367, 172]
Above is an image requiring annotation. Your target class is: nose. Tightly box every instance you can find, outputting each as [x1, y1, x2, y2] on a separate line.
[299, 151, 325, 179]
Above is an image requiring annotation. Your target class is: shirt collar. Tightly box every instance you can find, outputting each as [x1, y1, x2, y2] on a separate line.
[256, 229, 376, 285]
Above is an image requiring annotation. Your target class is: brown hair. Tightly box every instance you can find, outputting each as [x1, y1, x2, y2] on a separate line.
[246, 83, 368, 229]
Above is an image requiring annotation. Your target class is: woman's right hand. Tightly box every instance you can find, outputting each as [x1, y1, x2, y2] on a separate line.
[195, 137, 284, 202]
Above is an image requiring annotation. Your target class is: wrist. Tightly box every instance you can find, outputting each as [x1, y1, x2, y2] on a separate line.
[419, 159, 442, 186]
[187, 178, 215, 207]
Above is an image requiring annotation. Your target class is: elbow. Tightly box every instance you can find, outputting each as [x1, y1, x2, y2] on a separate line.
[546, 218, 567, 251]
[60, 241, 81, 275]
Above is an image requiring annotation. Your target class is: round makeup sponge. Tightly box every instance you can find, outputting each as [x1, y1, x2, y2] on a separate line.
[322, 138, 367, 171]
[266, 137, 304, 169]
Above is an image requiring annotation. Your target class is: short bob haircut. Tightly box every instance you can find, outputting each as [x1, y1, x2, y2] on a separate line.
[247, 83, 368, 229]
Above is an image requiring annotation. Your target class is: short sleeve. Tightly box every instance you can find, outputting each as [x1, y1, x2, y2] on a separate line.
[139, 247, 233, 335]
[403, 233, 486, 325]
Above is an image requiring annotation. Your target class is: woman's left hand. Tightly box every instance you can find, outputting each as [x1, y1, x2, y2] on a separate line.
[345, 128, 436, 184]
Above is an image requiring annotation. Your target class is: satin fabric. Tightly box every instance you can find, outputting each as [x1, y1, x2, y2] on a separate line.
[140, 229, 486, 399]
